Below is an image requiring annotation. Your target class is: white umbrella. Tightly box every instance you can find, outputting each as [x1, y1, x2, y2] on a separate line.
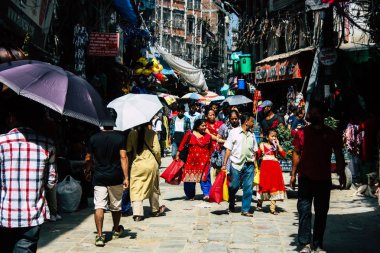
[222, 95, 253, 106]
[107, 94, 163, 131]
[211, 95, 226, 102]
[181, 92, 204, 100]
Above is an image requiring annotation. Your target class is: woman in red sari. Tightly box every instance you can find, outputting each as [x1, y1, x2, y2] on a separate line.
[204, 108, 224, 188]
[257, 129, 286, 215]
[175, 119, 213, 200]
[205, 108, 224, 152]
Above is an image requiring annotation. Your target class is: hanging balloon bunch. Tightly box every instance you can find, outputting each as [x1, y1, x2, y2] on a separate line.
[133, 57, 168, 83]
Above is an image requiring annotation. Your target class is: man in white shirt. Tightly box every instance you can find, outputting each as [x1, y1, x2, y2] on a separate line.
[169, 105, 191, 158]
[184, 102, 201, 129]
[222, 112, 258, 217]
[152, 114, 166, 157]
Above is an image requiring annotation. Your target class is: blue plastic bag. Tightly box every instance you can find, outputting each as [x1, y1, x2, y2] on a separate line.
[121, 189, 131, 214]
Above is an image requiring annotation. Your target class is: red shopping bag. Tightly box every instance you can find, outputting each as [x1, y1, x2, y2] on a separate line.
[160, 160, 184, 185]
[209, 169, 226, 204]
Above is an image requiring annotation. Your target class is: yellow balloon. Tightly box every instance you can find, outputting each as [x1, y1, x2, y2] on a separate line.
[135, 68, 143, 75]
[142, 69, 152, 76]
[137, 57, 148, 66]
[158, 64, 163, 72]
[152, 67, 160, 73]
[152, 58, 159, 67]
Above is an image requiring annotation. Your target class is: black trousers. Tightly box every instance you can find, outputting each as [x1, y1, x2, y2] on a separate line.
[297, 177, 331, 249]
[0, 225, 41, 253]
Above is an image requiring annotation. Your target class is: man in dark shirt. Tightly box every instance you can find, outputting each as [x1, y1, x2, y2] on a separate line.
[290, 102, 345, 253]
[85, 109, 129, 247]
[259, 100, 285, 136]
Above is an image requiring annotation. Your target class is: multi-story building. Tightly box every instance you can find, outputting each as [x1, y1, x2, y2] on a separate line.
[154, 0, 226, 71]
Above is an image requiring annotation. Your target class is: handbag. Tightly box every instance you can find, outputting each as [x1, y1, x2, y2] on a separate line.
[222, 173, 230, 201]
[179, 131, 192, 162]
[160, 160, 184, 185]
[211, 149, 223, 169]
[209, 169, 227, 204]
[253, 160, 260, 186]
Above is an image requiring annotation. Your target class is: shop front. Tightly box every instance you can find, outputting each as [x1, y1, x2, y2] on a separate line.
[254, 47, 316, 112]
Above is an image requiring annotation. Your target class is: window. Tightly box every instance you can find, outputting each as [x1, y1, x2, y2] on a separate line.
[173, 13, 184, 28]
[187, 17, 194, 35]
[194, 0, 201, 10]
[187, 0, 200, 10]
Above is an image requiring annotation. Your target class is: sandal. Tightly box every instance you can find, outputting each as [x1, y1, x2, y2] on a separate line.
[270, 211, 279, 215]
[152, 205, 166, 217]
[314, 247, 327, 253]
[133, 215, 144, 222]
[299, 245, 312, 253]
[203, 196, 210, 201]
[241, 212, 253, 217]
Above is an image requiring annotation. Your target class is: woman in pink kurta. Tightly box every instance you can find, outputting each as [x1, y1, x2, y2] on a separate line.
[176, 119, 212, 200]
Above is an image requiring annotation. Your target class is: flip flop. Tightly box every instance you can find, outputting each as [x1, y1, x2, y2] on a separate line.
[299, 245, 312, 253]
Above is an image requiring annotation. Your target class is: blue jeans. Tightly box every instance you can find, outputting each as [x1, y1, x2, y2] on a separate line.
[0, 225, 41, 253]
[297, 177, 331, 249]
[171, 142, 178, 158]
[229, 163, 254, 213]
[184, 166, 211, 198]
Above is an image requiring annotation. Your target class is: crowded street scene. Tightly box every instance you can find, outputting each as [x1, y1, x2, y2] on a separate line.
[0, 1, 380, 253]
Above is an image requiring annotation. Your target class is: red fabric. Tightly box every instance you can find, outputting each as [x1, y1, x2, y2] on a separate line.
[206, 120, 224, 151]
[292, 125, 343, 181]
[258, 160, 286, 197]
[257, 145, 286, 158]
[178, 131, 212, 182]
[360, 116, 378, 161]
[161, 160, 184, 185]
[322, 0, 348, 4]
[209, 169, 226, 204]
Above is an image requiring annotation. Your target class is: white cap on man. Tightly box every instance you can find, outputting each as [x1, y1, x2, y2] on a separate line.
[259, 100, 273, 108]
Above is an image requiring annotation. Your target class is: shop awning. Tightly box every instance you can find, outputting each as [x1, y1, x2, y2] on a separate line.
[156, 46, 208, 91]
[255, 47, 315, 84]
[338, 43, 377, 64]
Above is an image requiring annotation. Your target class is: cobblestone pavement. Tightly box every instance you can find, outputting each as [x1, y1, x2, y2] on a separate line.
[38, 156, 380, 253]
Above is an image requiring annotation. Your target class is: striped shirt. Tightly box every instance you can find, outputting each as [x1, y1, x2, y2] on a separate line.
[0, 128, 57, 228]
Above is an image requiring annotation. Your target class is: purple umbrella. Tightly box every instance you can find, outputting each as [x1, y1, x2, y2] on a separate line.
[0, 60, 114, 126]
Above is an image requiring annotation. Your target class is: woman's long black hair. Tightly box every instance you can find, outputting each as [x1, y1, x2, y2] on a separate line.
[136, 122, 150, 155]
[193, 119, 206, 131]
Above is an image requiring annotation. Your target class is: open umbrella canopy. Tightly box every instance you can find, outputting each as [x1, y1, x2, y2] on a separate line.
[197, 91, 219, 105]
[181, 92, 204, 100]
[0, 60, 114, 126]
[222, 95, 253, 106]
[107, 93, 163, 131]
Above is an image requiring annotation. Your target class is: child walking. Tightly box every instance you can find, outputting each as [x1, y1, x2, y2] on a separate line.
[257, 129, 286, 215]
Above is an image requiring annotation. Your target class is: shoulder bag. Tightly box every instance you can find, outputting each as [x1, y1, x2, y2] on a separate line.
[179, 131, 192, 162]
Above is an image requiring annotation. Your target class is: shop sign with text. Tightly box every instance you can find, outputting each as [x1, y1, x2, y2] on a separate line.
[255, 59, 302, 84]
[88, 32, 119, 57]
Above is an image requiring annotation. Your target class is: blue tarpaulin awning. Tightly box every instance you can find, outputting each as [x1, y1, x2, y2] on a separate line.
[113, 0, 140, 26]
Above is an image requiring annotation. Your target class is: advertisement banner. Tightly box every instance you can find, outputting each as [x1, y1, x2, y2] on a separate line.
[255, 58, 302, 84]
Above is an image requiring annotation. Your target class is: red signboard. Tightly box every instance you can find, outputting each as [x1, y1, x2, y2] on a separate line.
[255, 58, 302, 84]
[88, 32, 119, 57]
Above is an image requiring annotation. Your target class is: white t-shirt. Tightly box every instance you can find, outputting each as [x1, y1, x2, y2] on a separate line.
[153, 118, 162, 132]
[174, 117, 185, 132]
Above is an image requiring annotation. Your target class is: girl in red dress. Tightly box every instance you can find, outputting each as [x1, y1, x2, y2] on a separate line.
[257, 129, 286, 215]
[176, 119, 213, 200]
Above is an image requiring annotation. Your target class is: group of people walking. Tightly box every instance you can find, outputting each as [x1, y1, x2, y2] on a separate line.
[0, 94, 348, 253]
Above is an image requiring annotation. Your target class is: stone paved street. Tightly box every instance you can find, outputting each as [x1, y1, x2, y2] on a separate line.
[38, 156, 380, 253]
